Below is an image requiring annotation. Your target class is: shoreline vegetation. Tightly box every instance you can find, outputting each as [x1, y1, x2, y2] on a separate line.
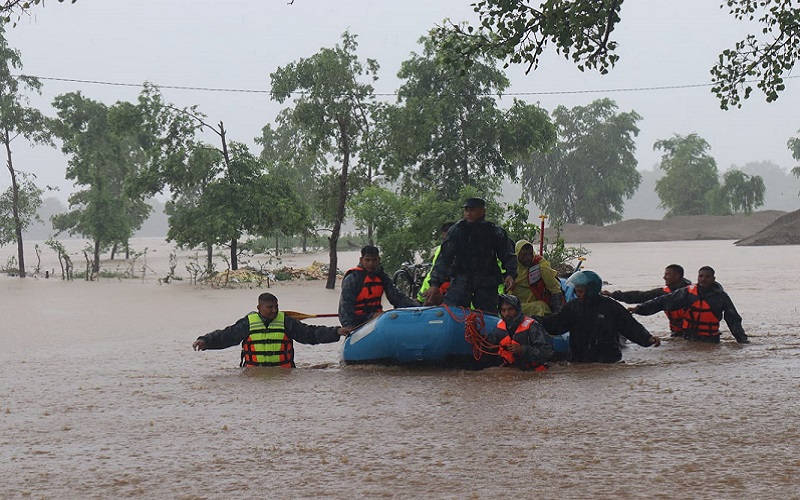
[2, 209, 798, 283]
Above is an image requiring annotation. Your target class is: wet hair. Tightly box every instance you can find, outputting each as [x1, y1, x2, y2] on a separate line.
[498, 294, 521, 312]
[665, 264, 684, 278]
[360, 245, 380, 257]
[258, 292, 278, 304]
[698, 265, 715, 276]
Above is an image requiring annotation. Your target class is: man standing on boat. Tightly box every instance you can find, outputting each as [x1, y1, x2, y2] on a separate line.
[339, 245, 420, 329]
[629, 266, 749, 344]
[602, 264, 691, 337]
[192, 292, 351, 368]
[536, 270, 661, 363]
[422, 197, 517, 314]
[487, 294, 553, 371]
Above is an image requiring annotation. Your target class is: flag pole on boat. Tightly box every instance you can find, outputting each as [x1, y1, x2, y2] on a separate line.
[538, 214, 548, 256]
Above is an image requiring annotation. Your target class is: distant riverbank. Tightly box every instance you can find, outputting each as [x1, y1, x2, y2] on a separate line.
[547, 210, 791, 244]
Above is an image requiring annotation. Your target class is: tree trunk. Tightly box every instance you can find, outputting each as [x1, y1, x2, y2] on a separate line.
[110, 242, 118, 260]
[93, 239, 101, 275]
[217, 121, 238, 271]
[206, 243, 213, 272]
[326, 116, 351, 290]
[4, 127, 26, 277]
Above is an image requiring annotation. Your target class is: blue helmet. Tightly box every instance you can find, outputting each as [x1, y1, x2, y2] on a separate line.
[566, 270, 603, 297]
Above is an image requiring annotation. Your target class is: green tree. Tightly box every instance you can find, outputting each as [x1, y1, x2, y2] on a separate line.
[256, 116, 323, 250]
[270, 31, 379, 289]
[721, 169, 766, 214]
[503, 196, 541, 244]
[0, 25, 52, 277]
[0, 171, 44, 246]
[380, 34, 555, 200]
[654, 133, 720, 217]
[519, 98, 641, 225]
[50, 92, 152, 275]
[131, 84, 310, 272]
[436, 0, 800, 109]
[164, 142, 309, 270]
[1, 0, 76, 25]
[789, 131, 800, 180]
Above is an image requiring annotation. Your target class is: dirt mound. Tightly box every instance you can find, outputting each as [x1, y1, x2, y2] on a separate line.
[735, 208, 800, 246]
[547, 210, 787, 244]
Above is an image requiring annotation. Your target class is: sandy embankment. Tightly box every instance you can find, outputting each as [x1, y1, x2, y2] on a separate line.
[546, 209, 796, 244]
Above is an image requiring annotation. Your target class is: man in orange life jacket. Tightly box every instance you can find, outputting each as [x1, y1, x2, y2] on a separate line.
[192, 293, 351, 368]
[602, 264, 691, 337]
[338, 245, 420, 329]
[486, 294, 553, 371]
[630, 266, 749, 344]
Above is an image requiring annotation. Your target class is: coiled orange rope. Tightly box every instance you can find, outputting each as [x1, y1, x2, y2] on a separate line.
[442, 305, 500, 360]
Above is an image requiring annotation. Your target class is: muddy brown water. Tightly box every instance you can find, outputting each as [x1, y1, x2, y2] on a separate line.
[1, 240, 798, 499]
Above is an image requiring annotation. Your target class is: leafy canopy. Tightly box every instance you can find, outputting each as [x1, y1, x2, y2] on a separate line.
[519, 98, 641, 225]
[380, 34, 555, 200]
[436, 0, 800, 109]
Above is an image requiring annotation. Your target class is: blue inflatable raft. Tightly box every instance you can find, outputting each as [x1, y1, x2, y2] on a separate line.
[340, 305, 570, 368]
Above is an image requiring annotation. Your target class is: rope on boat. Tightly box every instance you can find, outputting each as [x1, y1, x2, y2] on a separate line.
[442, 304, 501, 361]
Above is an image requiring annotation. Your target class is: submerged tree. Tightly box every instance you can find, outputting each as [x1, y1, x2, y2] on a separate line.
[0, 25, 52, 277]
[270, 31, 379, 289]
[435, 0, 800, 109]
[0, 171, 45, 252]
[50, 92, 151, 275]
[520, 98, 641, 225]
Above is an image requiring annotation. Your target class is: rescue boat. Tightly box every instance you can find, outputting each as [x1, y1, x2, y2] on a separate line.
[340, 305, 570, 368]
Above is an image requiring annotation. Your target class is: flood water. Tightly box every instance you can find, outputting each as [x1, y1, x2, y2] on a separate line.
[1, 240, 799, 499]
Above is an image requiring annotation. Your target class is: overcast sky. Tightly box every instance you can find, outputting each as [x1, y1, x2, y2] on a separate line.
[5, 0, 800, 201]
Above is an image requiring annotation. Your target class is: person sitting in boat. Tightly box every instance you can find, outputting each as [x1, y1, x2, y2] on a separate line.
[192, 292, 351, 368]
[601, 264, 691, 337]
[417, 221, 455, 303]
[536, 270, 661, 363]
[339, 245, 420, 329]
[422, 197, 517, 314]
[511, 239, 565, 317]
[629, 266, 749, 344]
[486, 294, 554, 371]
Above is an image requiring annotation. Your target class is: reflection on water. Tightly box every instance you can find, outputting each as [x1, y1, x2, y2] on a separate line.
[1, 241, 799, 499]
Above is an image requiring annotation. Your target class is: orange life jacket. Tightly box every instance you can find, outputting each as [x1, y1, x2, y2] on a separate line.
[681, 285, 720, 337]
[496, 317, 548, 371]
[663, 285, 688, 333]
[347, 266, 385, 322]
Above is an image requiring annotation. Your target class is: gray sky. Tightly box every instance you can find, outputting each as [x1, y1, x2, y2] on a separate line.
[5, 0, 800, 202]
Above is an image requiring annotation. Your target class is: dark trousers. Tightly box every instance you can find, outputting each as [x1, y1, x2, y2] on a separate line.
[443, 275, 500, 314]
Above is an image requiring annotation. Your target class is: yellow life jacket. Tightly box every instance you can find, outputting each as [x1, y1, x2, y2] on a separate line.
[240, 312, 293, 368]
